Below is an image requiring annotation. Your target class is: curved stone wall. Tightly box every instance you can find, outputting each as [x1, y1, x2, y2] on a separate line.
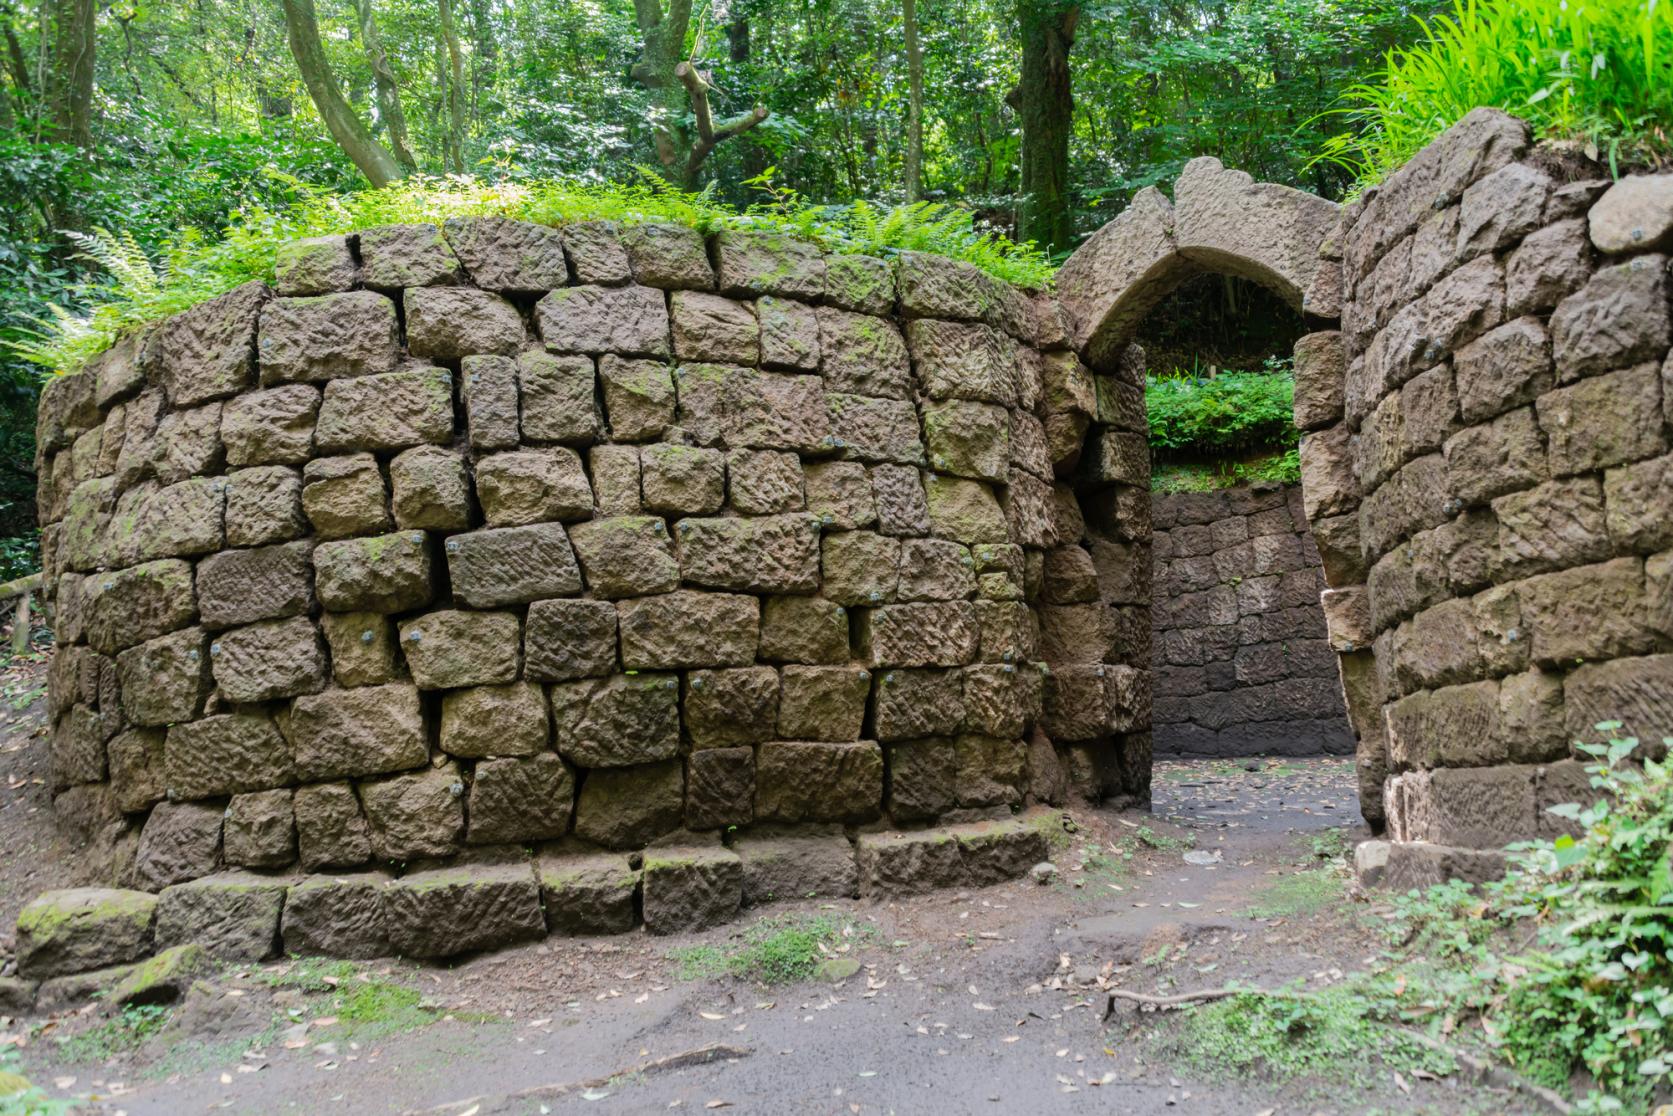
[33, 217, 1152, 948]
[1296, 110, 1673, 874]
[1152, 483, 1353, 758]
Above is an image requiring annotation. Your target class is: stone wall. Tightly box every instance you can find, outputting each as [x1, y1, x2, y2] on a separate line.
[31, 217, 1152, 951]
[1151, 483, 1353, 757]
[1294, 109, 1673, 868]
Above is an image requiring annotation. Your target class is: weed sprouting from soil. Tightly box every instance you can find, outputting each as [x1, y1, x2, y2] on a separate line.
[52, 1004, 170, 1064]
[669, 914, 876, 985]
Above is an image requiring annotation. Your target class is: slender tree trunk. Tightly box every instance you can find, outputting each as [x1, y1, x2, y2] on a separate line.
[466, 0, 495, 116]
[903, 0, 924, 201]
[356, 0, 417, 172]
[278, 0, 405, 186]
[1011, 0, 1078, 254]
[725, 15, 767, 184]
[437, 0, 466, 173]
[46, 0, 95, 147]
[631, 0, 768, 190]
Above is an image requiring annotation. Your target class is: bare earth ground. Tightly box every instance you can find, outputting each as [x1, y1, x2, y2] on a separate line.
[0, 653, 1541, 1116]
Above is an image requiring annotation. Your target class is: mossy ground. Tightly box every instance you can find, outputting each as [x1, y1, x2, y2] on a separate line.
[668, 913, 876, 985]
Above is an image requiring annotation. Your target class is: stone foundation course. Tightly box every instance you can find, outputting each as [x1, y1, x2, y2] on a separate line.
[32, 215, 1149, 954]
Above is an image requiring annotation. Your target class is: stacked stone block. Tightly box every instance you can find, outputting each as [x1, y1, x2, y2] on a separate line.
[1295, 108, 1673, 857]
[1151, 483, 1353, 757]
[33, 216, 1147, 951]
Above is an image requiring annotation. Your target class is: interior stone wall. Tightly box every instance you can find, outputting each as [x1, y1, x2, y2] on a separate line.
[31, 217, 1152, 950]
[1294, 109, 1673, 879]
[1151, 482, 1353, 757]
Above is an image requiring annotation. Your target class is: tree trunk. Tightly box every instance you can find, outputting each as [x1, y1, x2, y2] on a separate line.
[437, 0, 466, 173]
[467, 0, 495, 114]
[356, 0, 418, 172]
[903, 0, 924, 201]
[1012, 0, 1078, 254]
[278, 0, 405, 186]
[46, 0, 95, 147]
[725, 16, 768, 185]
[631, 0, 768, 190]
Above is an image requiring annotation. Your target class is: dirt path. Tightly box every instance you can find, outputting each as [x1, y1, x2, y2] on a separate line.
[1, 657, 1539, 1115]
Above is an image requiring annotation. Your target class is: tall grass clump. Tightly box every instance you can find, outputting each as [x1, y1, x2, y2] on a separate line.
[1316, 0, 1673, 184]
[12, 172, 1054, 379]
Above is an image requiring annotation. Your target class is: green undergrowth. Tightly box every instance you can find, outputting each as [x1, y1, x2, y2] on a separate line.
[264, 959, 452, 1040]
[0, 1050, 74, 1116]
[1244, 868, 1347, 919]
[1155, 727, 1673, 1114]
[669, 913, 876, 985]
[1151, 450, 1302, 493]
[51, 1004, 170, 1064]
[13, 173, 1054, 379]
[1315, 0, 1673, 186]
[1146, 360, 1300, 492]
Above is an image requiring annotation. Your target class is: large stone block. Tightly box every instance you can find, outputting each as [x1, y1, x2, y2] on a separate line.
[561, 220, 631, 284]
[1492, 476, 1610, 577]
[642, 847, 743, 933]
[164, 711, 294, 799]
[257, 291, 399, 385]
[221, 383, 319, 466]
[1563, 654, 1673, 755]
[15, 888, 157, 980]
[357, 223, 463, 289]
[641, 444, 726, 515]
[536, 283, 670, 357]
[224, 789, 295, 869]
[617, 590, 759, 669]
[858, 602, 980, 667]
[405, 286, 525, 359]
[804, 460, 875, 529]
[1298, 425, 1358, 522]
[714, 230, 826, 299]
[550, 672, 681, 767]
[778, 665, 871, 741]
[133, 800, 224, 890]
[1453, 317, 1554, 424]
[196, 540, 314, 628]
[1550, 253, 1669, 381]
[759, 595, 849, 664]
[540, 853, 640, 934]
[440, 682, 549, 758]
[872, 668, 963, 741]
[315, 367, 454, 452]
[156, 281, 267, 405]
[116, 628, 210, 727]
[443, 215, 568, 293]
[1292, 330, 1345, 430]
[1520, 557, 1661, 665]
[817, 307, 909, 397]
[476, 447, 593, 526]
[107, 727, 166, 814]
[826, 393, 923, 464]
[518, 350, 600, 445]
[685, 746, 756, 829]
[729, 449, 804, 515]
[319, 611, 400, 687]
[568, 516, 680, 598]
[302, 453, 390, 540]
[461, 354, 520, 451]
[82, 558, 197, 654]
[599, 355, 675, 441]
[573, 759, 684, 849]
[313, 531, 434, 613]
[359, 764, 466, 861]
[398, 609, 520, 689]
[685, 666, 780, 747]
[382, 862, 544, 958]
[675, 513, 820, 593]
[622, 221, 714, 290]
[905, 319, 1015, 405]
[871, 463, 930, 535]
[524, 598, 618, 681]
[281, 873, 389, 959]
[155, 873, 286, 961]
[1443, 406, 1546, 507]
[1536, 361, 1666, 477]
[736, 834, 859, 904]
[293, 782, 372, 870]
[756, 740, 883, 823]
[447, 521, 582, 608]
[1605, 451, 1673, 553]
[210, 616, 326, 703]
[274, 235, 356, 296]
[224, 465, 306, 548]
[672, 290, 759, 364]
[289, 684, 428, 780]
[468, 753, 576, 844]
[389, 445, 471, 531]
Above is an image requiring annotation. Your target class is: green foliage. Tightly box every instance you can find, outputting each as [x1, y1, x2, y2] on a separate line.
[0, 1053, 73, 1116]
[1163, 985, 1455, 1086]
[1317, 0, 1673, 184]
[14, 173, 1054, 379]
[54, 1004, 171, 1064]
[1145, 364, 1299, 458]
[1244, 868, 1346, 919]
[669, 914, 874, 985]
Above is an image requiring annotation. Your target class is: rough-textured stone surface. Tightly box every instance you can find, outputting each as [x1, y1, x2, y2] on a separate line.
[540, 853, 640, 934]
[281, 873, 390, 958]
[15, 888, 157, 979]
[641, 847, 743, 933]
[383, 862, 545, 958]
[155, 873, 286, 961]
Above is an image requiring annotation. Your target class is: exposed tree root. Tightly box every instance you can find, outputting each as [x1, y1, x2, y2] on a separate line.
[408, 1043, 753, 1115]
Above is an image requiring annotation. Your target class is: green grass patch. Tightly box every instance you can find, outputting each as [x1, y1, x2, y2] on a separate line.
[668, 914, 875, 985]
[1132, 825, 1195, 853]
[1244, 868, 1345, 919]
[52, 1004, 170, 1064]
[1315, 0, 1673, 186]
[13, 175, 1054, 379]
[1150, 451, 1301, 494]
[1157, 984, 1455, 1090]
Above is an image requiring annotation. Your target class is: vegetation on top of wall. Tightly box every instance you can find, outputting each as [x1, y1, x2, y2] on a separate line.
[11, 174, 1057, 380]
[1145, 361, 1299, 458]
[1315, 0, 1673, 185]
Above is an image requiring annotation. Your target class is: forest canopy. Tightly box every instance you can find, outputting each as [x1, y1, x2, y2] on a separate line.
[0, 0, 1668, 572]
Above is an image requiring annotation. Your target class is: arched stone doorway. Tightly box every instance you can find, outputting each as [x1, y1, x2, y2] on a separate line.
[1052, 156, 1367, 814]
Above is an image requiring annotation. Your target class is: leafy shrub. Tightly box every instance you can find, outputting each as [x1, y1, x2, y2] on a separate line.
[11, 173, 1054, 379]
[1317, 0, 1673, 184]
[1145, 364, 1299, 458]
[1389, 726, 1673, 1111]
